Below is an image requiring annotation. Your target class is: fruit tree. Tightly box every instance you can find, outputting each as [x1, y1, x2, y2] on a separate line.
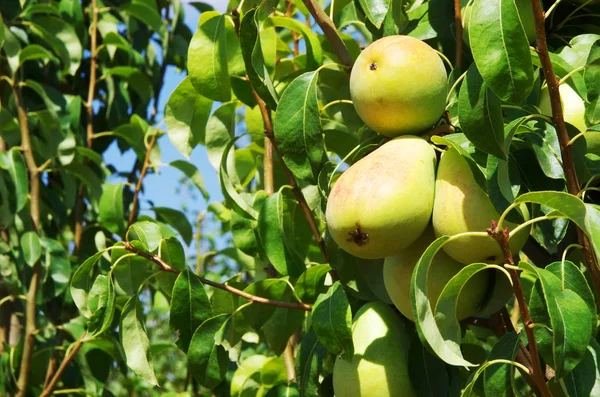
[1, 0, 600, 395]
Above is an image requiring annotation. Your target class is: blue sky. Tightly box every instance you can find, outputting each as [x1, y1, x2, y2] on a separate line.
[103, 0, 228, 253]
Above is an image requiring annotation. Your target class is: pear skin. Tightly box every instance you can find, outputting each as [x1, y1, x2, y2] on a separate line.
[350, 35, 447, 137]
[326, 135, 436, 259]
[539, 83, 587, 132]
[333, 302, 416, 397]
[383, 226, 489, 321]
[432, 149, 530, 265]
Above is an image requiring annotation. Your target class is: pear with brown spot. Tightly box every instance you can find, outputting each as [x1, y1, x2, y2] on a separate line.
[326, 135, 436, 259]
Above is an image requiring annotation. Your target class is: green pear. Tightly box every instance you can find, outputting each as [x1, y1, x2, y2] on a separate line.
[539, 83, 587, 132]
[432, 149, 530, 265]
[383, 226, 489, 321]
[333, 302, 416, 397]
[586, 131, 600, 156]
[349, 35, 447, 137]
[461, 0, 536, 46]
[326, 135, 436, 259]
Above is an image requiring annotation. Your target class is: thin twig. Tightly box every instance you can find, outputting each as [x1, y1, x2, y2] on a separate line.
[74, 0, 99, 253]
[121, 242, 313, 311]
[13, 78, 43, 397]
[300, 0, 353, 68]
[454, 0, 463, 69]
[286, 1, 300, 59]
[529, 0, 600, 306]
[488, 222, 552, 397]
[128, 132, 159, 227]
[39, 336, 86, 397]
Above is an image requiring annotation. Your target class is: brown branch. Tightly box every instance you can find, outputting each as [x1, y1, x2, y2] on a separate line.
[42, 333, 63, 389]
[74, 0, 99, 253]
[529, 0, 600, 309]
[39, 336, 86, 397]
[488, 223, 552, 397]
[426, 123, 456, 140]
[128, 132, 159, 227]
[286, 1, 300, 58]
[12, 78, 43, 397]
[300, 0, 354, 68]
[121, 242, 313, 311]
[453, 0, 463, 70]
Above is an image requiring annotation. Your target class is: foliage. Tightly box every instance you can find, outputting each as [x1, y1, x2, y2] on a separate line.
[2, 0, 600, 396]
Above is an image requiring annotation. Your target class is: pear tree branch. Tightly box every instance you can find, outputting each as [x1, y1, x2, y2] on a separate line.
[454, 0, 463, 69]
[128, 132, 159, 227]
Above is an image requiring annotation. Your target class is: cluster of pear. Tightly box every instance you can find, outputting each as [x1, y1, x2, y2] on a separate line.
[327, 35, 529, 397]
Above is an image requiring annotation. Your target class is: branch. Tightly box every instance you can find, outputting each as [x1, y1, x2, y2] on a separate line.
[39, 336, 86, 397]
[74, 0, 99, 253]
[121, 242, 313, 311]
[128, 132, 159, 227]
[488, 223, 552, 397]
[529, 0, 600, 308]
[300, 0, 354, 69]
[453, 0, 463, 69]
[286, 1, 300, 58]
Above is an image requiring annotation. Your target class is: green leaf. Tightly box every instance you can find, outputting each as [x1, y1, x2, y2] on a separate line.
[20, 231, 41, 267]
[41, 238, 71, 298]
[88, 274, 116, 337]
[264, 16, 323, 70]
[0, 15, 4, 50]
[159, 237, 186, 271]
[483, 331, 522, 397]
[458, 64, 506, 159]
[70, 251, 103, 318]
[111, 247, 154, 296]
[18, 44, 56, 69]
[29, 16, 83, 75]
[121, 0, 164, 36]
[295, 264, 332, 304]
[3, 149, 28, 211]
[153, 207, 193, 246]
[127, 221, 162, 251]
[187, 314, 229, 389]
[552, 338, 600, 397]
[311, 281, 353, 360]
[98, 183, 125, 236]
[358, 0, 391, 29]
[273, 71, 325, 183]
[170, 269, 212, 352]
[165, 77, 213, 157]
[469, 0, 534, 104]
[240, 8, 278, 109]
[188, 12, 233, 102]
[585, 39, 600, 125]
[206, 101, 236, 170]
[241, 279, 296, 330]
[169, 160, 209, 200]
[296, 329, 327, 397]
[121, 295, 158, 386]
[231, 191, 266, 257]
[257, 187, 306, 277]
[103, 66, 153, 104]
[408, 335, 453, 397]
[262, 306, 304, 355]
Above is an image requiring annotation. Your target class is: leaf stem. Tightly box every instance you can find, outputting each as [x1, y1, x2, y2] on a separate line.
[120, 242, 312, 311]
[320, 99, 353, 114]
[128, 131, 159, 227]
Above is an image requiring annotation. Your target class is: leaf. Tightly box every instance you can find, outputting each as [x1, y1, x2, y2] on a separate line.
[127, 221, 162, 251]
[585, 39, 600, 125]
[262, 307, 304, 355]
[458, 64, 506, 159]
[41, 238, 71, 298]
[273, 71, 325, 184]
[29, 16, 82, 75]
[111, 248, 154, 296]
[170, 269, 212, 352]
[0, 16, 4, 50]
[241, 279, 295, 330]
[206, 101, 236, 170]
[121, 295, 158, 386]
[169, 160, 209, 200]
[231, 191, 266, 257]
[483, 331, 523, 397]
[165, 77, 213, 157]
[554, 338, 600, 397]
[257, 187, 306, 277]
[121, 0, 164, 36]
[188, 12, 232, 102]
[153, 207, 193, 246]
[264, 16, 322, 70]
[358, 0, 391, 29]
[98, 183, 124, 236]
[295, 264, 332, 304]
[70, 252, 103, 318]
[88, 274, 116, 337]
[408, 335, 452, 397]
[159, 237, 186, 271]
[296, 329, 327, 397]
[18, 44, 56, 69]
[187, 314, 229, 389]
[4, 149, 28, 211]
[469, 0, 534, 104]
[20, 231, 41, 267]
[311, 282, 353, 360]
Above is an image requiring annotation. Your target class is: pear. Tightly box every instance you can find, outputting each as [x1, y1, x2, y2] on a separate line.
[539, 83, 587, 132]
[326, 135, 436, 259]
[349, 35, 447, 137]
[383, 226, 489, 321]
[333, 302, 416, 397]
[432, 149, 530, 265]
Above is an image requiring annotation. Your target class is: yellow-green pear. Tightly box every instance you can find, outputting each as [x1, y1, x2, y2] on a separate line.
[326, 136, 436, 259]
[383, 226, 489, 321]
[333, 302, 416, 397]
[586, 131, 600, 156]
[539, 83, 587, 132]
[432, 149, 530, 265]
[349, 35, 447, 137]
